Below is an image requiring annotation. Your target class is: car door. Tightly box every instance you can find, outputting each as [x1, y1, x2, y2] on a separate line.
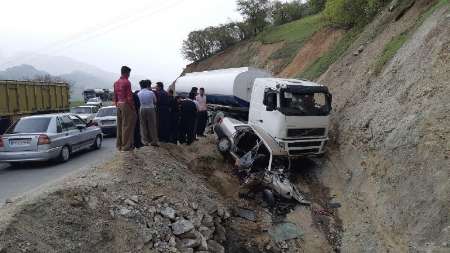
[70, 115, 93, 149]
[61, 115, 83, 152]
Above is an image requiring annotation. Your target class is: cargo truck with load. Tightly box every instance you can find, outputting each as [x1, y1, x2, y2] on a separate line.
[174, 67, 332, 157]
[0, 80, 70, 134]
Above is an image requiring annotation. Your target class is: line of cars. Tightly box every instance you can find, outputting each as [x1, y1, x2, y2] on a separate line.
[0, 100, 118, 165]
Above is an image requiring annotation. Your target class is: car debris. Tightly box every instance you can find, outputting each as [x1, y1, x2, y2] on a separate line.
[215, 120, 310, 206]
[235, 207, 257, 222]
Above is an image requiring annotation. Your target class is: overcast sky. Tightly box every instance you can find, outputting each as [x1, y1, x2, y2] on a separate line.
[0, 0, 241, 82]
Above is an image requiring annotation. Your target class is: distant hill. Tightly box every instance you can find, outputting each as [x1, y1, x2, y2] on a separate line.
[0, 53, 147, 100]
[0, 64, 49, 80]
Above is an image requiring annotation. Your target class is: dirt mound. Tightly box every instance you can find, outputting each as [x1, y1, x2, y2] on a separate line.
[279, 28, 344, 78]
[0, 148, 234, 253]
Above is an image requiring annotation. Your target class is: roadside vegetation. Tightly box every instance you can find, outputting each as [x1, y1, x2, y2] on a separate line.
[372, 0, 446, 74]
[182, 0, 326, 62]
[373, 32, 408, 74]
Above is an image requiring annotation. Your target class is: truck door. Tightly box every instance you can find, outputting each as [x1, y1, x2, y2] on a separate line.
[260, 91, 280, 134]
[249, 85, 264, 126]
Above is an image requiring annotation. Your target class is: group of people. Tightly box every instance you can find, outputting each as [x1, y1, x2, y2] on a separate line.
[114, 66, 208, 152]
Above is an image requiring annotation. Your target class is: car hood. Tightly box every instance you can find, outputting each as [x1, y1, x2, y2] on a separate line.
[77, 114, 93, 119]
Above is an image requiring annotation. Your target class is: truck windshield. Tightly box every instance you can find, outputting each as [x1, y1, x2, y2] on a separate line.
[279, 91, 331, 116]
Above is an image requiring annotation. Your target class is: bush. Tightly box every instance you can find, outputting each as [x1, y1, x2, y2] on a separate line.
[323, 0, 387, 28]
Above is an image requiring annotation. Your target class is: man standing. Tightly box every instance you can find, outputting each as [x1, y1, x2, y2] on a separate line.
[138, 80, 159, 147]
[179, 93, 198, 145]
[156, 82, 171, 142]
[114, 66, 137, 151]
[196, 87, 207, 137]
[168, 89, 180, 144]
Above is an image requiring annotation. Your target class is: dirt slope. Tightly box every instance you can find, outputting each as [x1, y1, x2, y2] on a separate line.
[279, 28, 344, 78]
[317, 2, 450, 252]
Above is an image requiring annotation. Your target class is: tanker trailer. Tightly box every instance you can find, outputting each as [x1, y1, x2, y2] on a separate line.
[173, 67, 272, 120]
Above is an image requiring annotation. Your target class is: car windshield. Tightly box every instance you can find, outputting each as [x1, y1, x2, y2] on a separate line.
[6, 117, 51, 134]
[71, 107, 92, 114]
[97, 107, 117, 117]
[280, 91, 331, 116]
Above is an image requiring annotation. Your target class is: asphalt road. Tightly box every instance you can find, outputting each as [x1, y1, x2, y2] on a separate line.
[0, 137, 116, 204]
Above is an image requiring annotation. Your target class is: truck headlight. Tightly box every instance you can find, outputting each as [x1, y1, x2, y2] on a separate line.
[278, 141, 286, 149]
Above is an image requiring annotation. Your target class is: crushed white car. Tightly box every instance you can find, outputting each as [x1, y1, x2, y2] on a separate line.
[214, 117, 309, 206]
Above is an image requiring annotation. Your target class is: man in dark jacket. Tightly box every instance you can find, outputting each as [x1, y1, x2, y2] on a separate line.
[168, 89, 180, 144]
[179, 93, 198, 145]
[133, 89, 144, 149]
[156, 82, 171, 142]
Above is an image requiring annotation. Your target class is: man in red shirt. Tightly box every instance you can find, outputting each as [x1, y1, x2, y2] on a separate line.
[114, 66, 137, 151]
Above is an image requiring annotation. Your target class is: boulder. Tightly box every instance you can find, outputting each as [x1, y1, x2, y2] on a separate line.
[172, 219, 195, 235]
[160, 207, 177, 220]
[208, 240, 225, 253]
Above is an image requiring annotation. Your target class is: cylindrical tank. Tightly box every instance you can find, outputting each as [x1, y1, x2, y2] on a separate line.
[174, 67, 272, 107]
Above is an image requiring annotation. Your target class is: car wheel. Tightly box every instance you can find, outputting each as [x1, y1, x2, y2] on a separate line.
[93, 135, 102, 149]
[59, 146, 70, 163]
[217, 137, 231, 154]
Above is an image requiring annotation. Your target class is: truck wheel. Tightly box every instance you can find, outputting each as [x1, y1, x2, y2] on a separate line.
[59, 146, 71, 163]
[217, 137, 231, 154]
[92, 135, 102, 150]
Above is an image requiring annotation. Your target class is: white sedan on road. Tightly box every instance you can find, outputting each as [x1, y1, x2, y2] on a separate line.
[70, 106, 99, 124]
[93, 106, 117, 136]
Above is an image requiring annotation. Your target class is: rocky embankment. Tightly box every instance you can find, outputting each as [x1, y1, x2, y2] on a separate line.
[1, 138, 331, 253]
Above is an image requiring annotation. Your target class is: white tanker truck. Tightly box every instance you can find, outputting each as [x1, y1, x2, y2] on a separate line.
[174, 67, 332, 157]
[174, 67, 332, 205]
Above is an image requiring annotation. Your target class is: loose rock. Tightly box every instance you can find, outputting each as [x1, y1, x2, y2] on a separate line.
[172, 219, 195, 235]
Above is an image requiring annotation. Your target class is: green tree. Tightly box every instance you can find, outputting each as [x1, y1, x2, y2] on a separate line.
[237, 0, 271, 34]
[272, 0, 306, 25]
[307, 0, 327, 15]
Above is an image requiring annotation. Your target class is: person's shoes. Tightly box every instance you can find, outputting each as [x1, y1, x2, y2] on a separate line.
[151, 143, 160, 147]
[198, 134, 206, 137]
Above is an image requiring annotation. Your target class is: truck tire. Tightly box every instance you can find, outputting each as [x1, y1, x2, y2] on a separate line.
[59, 146, 71, 163]
[217, 137, 231, 154]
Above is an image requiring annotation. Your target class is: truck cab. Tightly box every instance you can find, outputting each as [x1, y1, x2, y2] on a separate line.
[249, 78, 332, 156]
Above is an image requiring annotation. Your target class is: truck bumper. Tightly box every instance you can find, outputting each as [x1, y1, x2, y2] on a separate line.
[0, 147, 62, 162]
[278, 138, 328, 157]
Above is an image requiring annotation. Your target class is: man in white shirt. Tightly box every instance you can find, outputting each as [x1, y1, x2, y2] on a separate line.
[196, 87, 207, 137]
[137, 80, 159, 146]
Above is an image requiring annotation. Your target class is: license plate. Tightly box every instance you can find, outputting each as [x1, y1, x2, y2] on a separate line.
[10, 139, 31, 146]
[102, 120, 115, 125]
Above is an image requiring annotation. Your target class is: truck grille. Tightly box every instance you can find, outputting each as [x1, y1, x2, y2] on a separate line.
[287, 128, 325, 138]
[288, 141, 322, 148]
[289, 148, 320, 156]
